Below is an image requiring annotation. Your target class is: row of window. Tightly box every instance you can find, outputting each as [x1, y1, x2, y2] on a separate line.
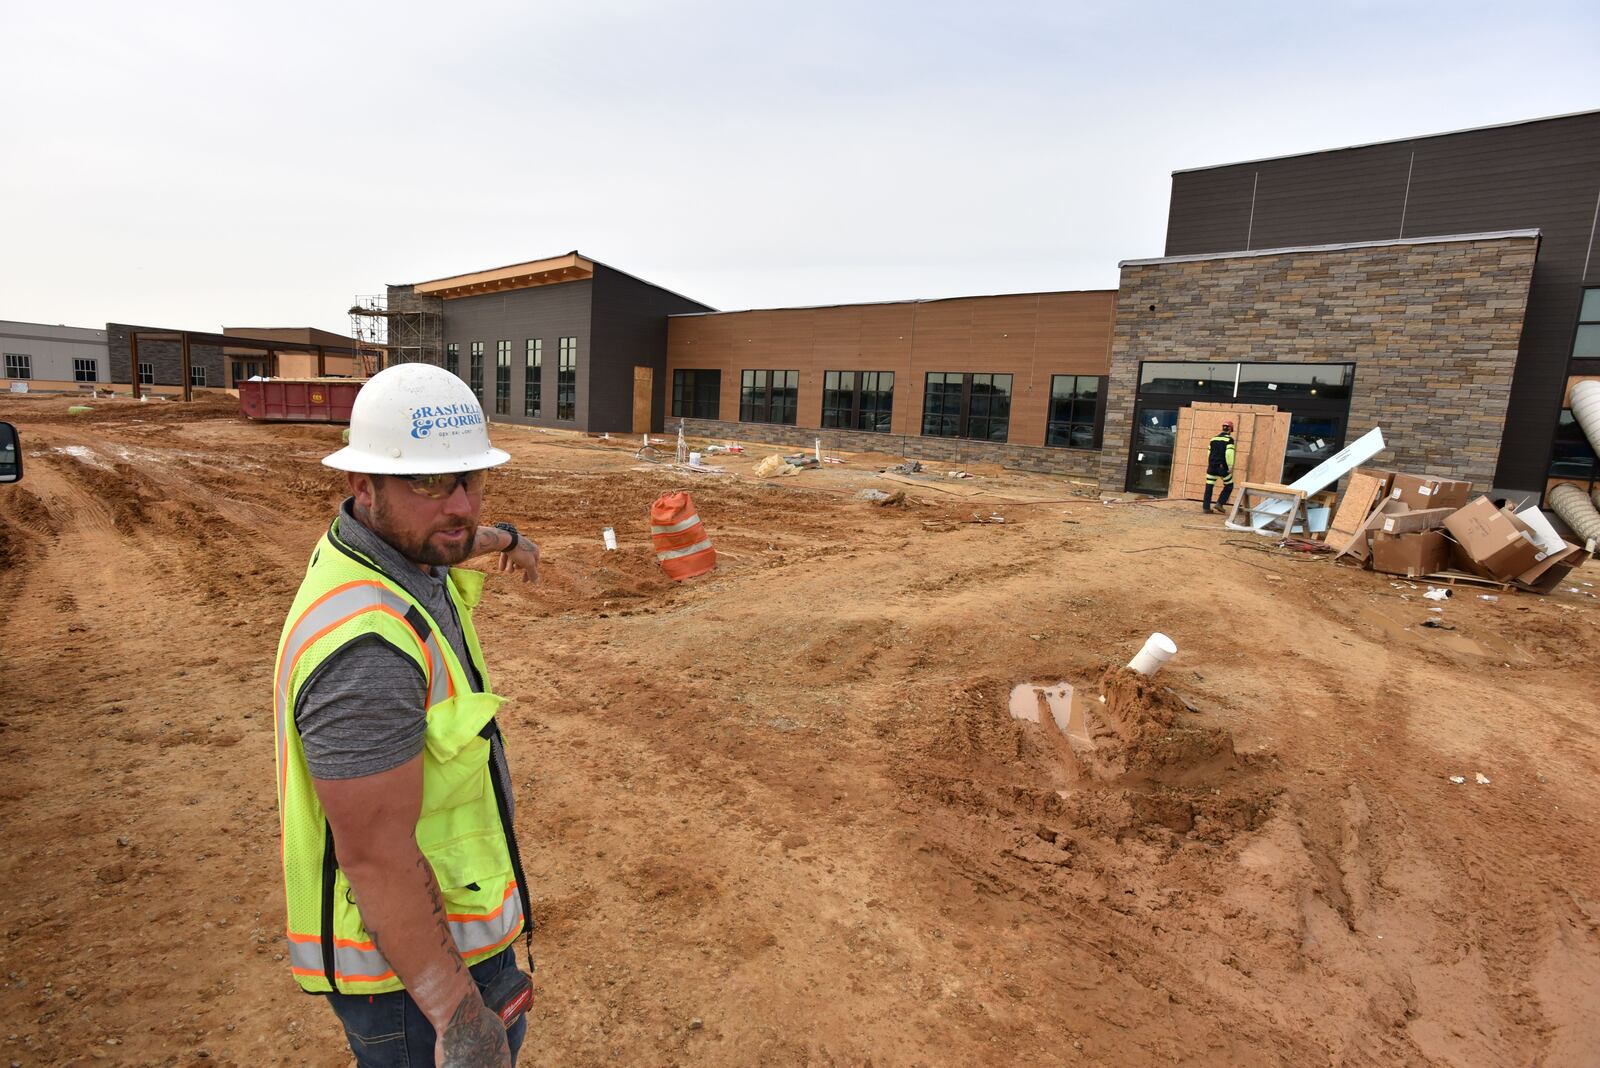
[447, 338, 577, 420]
[4, 354, 104, 382]
[670, 369, 1104, 448]
[3, 353, 212, 388]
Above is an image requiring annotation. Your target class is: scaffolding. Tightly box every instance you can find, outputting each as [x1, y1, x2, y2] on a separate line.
[348, 288, 444, 375]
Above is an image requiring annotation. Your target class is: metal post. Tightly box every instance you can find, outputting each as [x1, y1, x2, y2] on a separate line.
[129, 331, 142, 400]
[180, 332, 193, 402]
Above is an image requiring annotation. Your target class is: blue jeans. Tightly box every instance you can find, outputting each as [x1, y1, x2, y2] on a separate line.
[324, 948, 528, 1066]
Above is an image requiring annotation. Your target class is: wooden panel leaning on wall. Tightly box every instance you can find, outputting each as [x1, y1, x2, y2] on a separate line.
[1166, 403, 1289, 502]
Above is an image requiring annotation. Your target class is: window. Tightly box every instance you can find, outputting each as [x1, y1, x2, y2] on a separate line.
[138, 362, 154, 385]
[524, 340, 541, 417]
[73, 358, 99, 383]
[4, 353, 30, 379]
[739, 370, 798, 425]
[190, 366, 207, 388]
[1551, 407, 1597, 478]
[672, 369, 722, 420]
[446, 343, 459, 377]
[1046, 375, 1102, 448]
[1139, 361, 1354, 402]
[495, 341, 511, 415]
[557, 337, 576, 420]
[822, 371, 894, 433]
[469, 342, 484, 397]
[922, 372, 1012, 442]
[1574, 288, 1600, 358]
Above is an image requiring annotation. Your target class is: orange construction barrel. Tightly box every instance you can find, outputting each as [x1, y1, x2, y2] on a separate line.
[649, 491, 717, 581]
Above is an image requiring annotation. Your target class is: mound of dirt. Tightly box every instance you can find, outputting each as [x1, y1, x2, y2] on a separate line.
[1075, 666, 1240, 784]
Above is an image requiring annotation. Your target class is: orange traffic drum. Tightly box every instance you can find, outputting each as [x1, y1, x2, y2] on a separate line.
[649, 491, 717, 581]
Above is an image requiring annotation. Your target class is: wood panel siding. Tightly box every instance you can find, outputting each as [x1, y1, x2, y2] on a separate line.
[1164, 110, 1600, 491]
[666, 290, 1116, 446]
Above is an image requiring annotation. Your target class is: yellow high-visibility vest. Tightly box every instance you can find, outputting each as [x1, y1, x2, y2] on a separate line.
[272, 517, 526, 994]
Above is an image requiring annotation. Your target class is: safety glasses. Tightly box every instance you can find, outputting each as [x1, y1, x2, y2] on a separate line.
[393, 469, 488, 499]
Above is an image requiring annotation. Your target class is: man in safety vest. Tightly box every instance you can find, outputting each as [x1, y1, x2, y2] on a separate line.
[1201, 421, 1236, 514]
[273, 362, 540, 1067]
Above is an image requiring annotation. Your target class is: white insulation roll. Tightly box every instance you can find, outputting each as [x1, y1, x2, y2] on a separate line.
[1548, 483, 1600, 545]
[1573, 380, 1600, 455]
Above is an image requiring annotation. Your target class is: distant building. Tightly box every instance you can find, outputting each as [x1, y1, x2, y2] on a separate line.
[222, 327, 362, 383]
[2, 320, 109, 392]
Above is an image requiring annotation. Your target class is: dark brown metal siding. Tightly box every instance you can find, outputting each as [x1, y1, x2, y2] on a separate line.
[1164, 111, 1600, 491]
[441, 282, 593, 430]
[588, 266, 714, 433]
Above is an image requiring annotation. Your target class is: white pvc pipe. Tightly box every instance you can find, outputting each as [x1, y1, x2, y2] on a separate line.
[1128, 632, 1178, 677]
[1549, 483, 1600, 545]
[1572, 380, 1600, 455]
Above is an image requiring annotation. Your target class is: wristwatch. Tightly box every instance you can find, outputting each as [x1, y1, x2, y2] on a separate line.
[492, 521, 521, 552]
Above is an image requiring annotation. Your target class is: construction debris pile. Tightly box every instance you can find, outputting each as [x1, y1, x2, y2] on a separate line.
[1327, 469, 1589, 593]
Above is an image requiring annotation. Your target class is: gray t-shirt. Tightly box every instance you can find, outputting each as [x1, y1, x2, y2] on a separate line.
[295, 500, 513, 815]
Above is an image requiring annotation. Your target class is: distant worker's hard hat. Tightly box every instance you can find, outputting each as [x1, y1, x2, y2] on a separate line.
[1221, 421, 1234, 432]
[322, 362, 511, 475]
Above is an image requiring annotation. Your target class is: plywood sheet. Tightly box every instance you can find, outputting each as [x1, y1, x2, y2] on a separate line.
[1166, 403, 1285, 502]
[1327, 471, 1386, 544]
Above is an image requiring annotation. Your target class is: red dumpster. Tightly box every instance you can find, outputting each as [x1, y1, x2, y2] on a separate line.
[238, 378, 363, 423]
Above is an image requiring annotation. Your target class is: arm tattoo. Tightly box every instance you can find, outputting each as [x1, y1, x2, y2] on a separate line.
[441, 989, 512, 1066]
[417, 853, 464, 975]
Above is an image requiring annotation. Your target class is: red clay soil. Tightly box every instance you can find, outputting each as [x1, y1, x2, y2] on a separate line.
[2, 392, 1599, 1066]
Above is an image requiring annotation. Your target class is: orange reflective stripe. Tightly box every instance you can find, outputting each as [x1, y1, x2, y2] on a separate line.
[446, 882, 517, 923]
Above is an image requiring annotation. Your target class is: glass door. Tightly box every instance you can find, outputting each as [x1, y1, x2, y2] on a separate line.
[1126, 407, 1179, 494]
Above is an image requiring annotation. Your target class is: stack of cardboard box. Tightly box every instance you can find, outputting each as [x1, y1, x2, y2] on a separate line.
[1329, 470, 1588, 592]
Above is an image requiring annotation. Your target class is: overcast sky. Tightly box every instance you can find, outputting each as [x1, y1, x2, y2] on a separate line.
[2, 1, 1596, 335]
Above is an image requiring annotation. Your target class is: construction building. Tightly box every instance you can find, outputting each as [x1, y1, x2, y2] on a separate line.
[358, 253, 712, 434]
[665, 292, 1117, 478]
[222, 328, 363, 384]
[104, 324, 366, 394]
[1106, 108, 1600, 502]
[2, 320, 110, 393]
[379, 109, 1599, 505]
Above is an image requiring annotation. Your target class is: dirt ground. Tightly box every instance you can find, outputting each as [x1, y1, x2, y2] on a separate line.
[2, 392, 1599, 1067]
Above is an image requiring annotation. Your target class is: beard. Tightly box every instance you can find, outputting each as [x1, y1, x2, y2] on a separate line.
[367, 492, 477, 568]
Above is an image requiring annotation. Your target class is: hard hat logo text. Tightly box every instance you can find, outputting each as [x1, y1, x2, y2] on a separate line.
[409, 404, 485, 439]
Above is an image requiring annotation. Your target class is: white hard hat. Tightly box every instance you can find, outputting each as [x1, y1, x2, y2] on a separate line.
[322, 362, 511, 474]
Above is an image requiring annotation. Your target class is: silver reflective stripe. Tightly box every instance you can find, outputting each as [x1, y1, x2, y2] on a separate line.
[285, 936, 390, 981]
[424, 629, 450, 705]
[275, 581, 445, 764]
[285, 887, 522, 983]
[453, 887, 524, 956]
[655, 537, 713, 562]
[650, 515, 703, 536]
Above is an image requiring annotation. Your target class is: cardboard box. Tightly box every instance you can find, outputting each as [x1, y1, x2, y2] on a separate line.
[1510, 505, 1588, 592]
[1389, 473, 1472, 511]
[1370, 530, 1452, 578]
[1333, 497, 1406, 563]
[1442, 497, 1543, 580]
[1379, 507, 1455, 535]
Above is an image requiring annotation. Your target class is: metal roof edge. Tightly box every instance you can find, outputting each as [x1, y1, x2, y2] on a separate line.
[1171, 107, 1600, 175]
[666, 287, 1119, 318]
[1118, 229, 1543, 269]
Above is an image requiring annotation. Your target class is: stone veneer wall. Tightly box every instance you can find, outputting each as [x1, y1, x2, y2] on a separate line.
[1098, 235, 1539, 492]
[679, 419, 1102, 480]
